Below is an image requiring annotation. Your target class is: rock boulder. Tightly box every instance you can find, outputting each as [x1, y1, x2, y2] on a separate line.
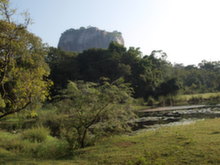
[58, 26, 124, 52]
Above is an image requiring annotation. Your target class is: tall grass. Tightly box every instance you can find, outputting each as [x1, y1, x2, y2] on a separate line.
[21, 127, 49, 143]
[176, 92, 220, 105]
[0, 128, 68, 163]
[155, 92, 220, 106]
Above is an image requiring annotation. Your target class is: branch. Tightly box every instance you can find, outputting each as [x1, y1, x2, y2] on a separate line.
[0, 101, 31, 119]
[2, 3, 11, 23]
[85, 103, 110, 129]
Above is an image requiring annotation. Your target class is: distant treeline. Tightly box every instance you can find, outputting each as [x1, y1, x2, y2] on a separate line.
[47, 42, 220, 100]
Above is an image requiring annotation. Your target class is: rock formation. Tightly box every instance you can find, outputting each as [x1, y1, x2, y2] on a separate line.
[58, 26, 124, 52]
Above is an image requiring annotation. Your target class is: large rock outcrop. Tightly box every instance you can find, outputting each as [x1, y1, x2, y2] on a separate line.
[58, 26, 124, 52]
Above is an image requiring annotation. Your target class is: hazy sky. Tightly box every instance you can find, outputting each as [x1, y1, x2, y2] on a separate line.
[10, 0, 220, 65]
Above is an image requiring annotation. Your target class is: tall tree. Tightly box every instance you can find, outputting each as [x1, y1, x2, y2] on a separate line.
[46, 47, 77, 94]
[0, 0, 51, 119]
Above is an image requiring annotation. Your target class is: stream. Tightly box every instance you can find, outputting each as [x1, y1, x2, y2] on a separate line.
[132, 105, 220, 131]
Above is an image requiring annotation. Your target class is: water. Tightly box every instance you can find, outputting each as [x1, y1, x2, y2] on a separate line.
[132, 106, 220, 131]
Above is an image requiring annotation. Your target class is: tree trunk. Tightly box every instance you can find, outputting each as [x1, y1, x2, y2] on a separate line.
[80, 128, 87, 148]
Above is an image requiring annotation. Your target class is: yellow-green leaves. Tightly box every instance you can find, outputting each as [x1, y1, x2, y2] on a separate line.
[0, 2, 51, 119]
[0, 94, 5, 108]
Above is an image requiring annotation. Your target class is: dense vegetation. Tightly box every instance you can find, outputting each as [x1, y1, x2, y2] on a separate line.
[1, 0, 220, 164]
[0, 0, 51, 119]
[48, 44, 220, 105]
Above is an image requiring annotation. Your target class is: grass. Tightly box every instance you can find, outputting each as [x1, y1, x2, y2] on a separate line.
[178, 92, 220, 101]
[2, 118, 220, 164]
[72, 118, 220, 165]
[133, 92, 220, 107]
[157, 92, 220, 106]
[0, 128, 69, 164]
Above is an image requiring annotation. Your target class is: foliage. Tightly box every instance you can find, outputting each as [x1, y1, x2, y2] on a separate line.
[47, 42, 220, 102]
[21, 127, 49, 143]
[0, 0, 51, 119]
[54, 79, 136, 148]
[0, 129, 68, 161]
[46, 47, 77, 95]
[47, 43, 175, 100]
[173, 61, 220, 94]
[36, 107, 63, 137]
[156, 78, 180, 97]
[146, 96, 156, 106]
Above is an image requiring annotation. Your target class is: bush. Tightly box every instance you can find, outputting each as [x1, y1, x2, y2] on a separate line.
[21, 127, 50, 143]
[188, 96, 203, 104]
[0, 132, 32, 154]
[147, 96, 156, 106]
[133, 98, 146, 106]
[37, 105, 63, 137]
[0, 129, 69, 159]
[158, 95, 176, 106]
[32, 138, 69, 159]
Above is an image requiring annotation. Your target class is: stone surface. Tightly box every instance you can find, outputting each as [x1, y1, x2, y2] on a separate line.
[58, 26, 124, 52]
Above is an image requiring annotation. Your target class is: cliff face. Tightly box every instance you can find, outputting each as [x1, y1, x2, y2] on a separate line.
[58, 27, 124, 52]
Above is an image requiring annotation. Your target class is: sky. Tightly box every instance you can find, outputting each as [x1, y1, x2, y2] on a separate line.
[9, 0, 220, 65]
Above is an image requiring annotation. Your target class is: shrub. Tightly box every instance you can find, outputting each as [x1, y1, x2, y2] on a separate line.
[147, 96, 156, 106]
[188, 96, 203, 104]
[21, 127, 50, 143]
[0, 129, 69, 159]
[32, 138, 69, 159]
[0, 135, 33, 155]
[133, 98, 146, 106]
[37, 105, 63, 137]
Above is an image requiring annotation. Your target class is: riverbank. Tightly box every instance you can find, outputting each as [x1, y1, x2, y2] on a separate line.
[133, 105, 220, 131]
[1, 118, 220, 164]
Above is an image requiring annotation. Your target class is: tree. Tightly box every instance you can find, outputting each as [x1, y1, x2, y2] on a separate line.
[0, 0, 51, 119]
[55, 78, 135, 148]
[46, 47, 77, 95]
[130, 51, 172, 99]
[157, 78, 180, 96]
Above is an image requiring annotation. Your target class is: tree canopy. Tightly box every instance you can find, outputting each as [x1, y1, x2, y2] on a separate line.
[0, 0, 51, 119]
[54, 79, 135, 148]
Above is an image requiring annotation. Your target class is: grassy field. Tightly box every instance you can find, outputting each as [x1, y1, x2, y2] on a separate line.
[1, 118, 220, 164]
[160, 92, 220, 106]
[177, 92, 220, 101]
[133, 92, 220, 107]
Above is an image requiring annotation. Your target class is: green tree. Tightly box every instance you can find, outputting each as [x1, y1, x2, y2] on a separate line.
[55, 78, 135, 148]
[0, 0, 51, 119]
[131, 50, 172, 99]
[46, 47, 77, 94]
